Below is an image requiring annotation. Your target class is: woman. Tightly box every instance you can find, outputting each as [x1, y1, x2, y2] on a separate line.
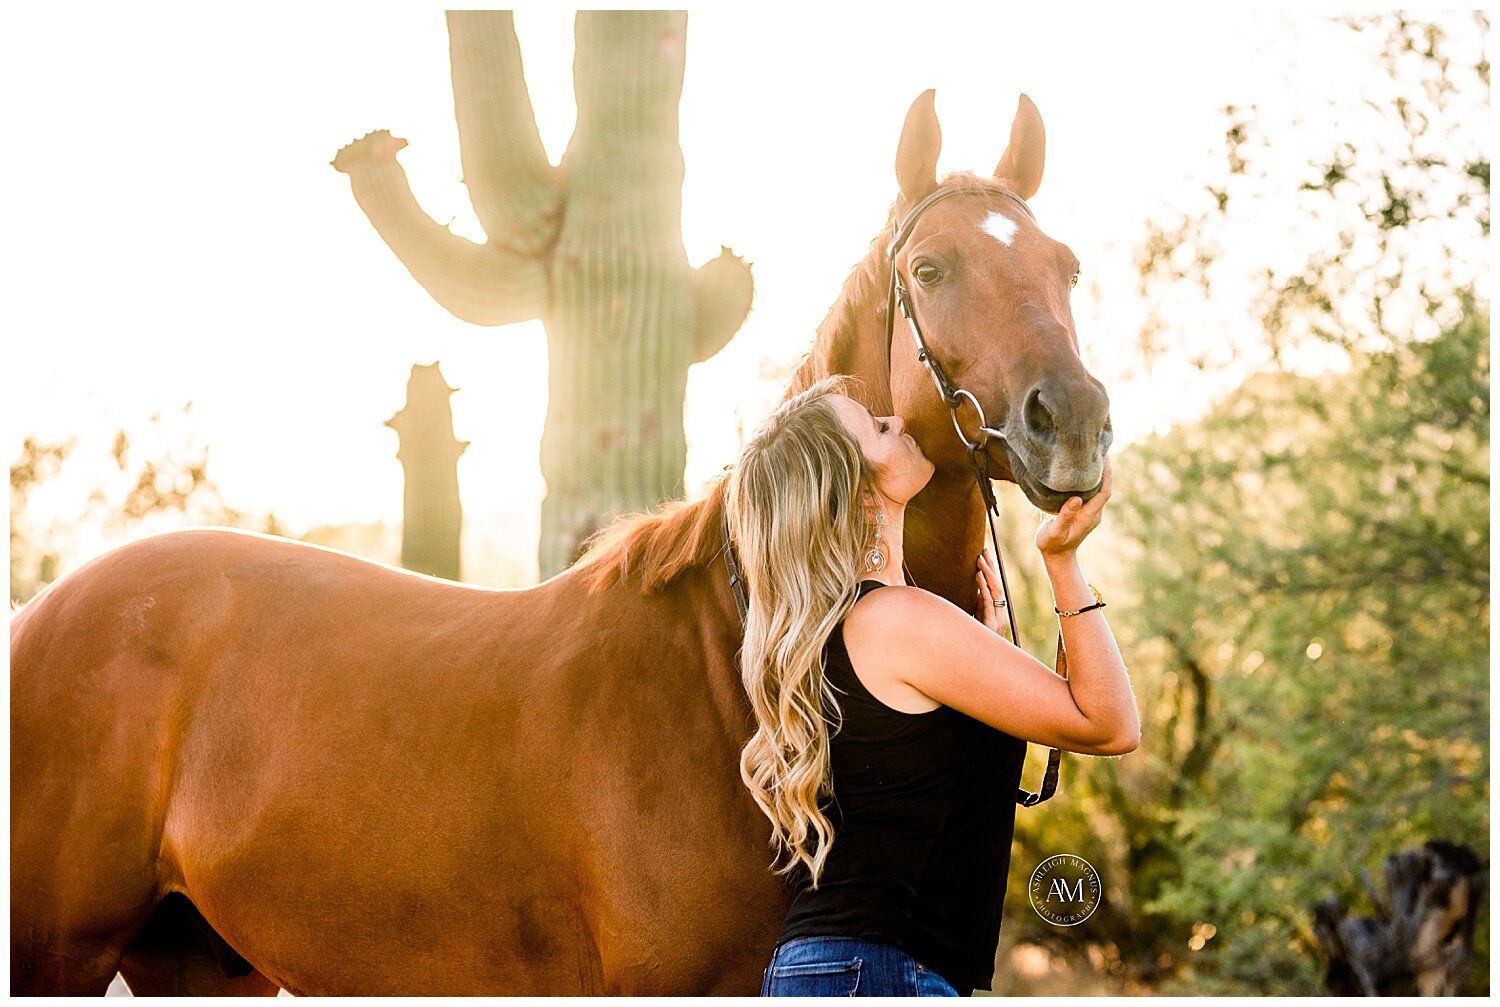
[726, 375, 1138, 997]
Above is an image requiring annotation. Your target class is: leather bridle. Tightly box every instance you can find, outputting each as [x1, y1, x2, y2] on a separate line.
[723, 183, 1064, 807]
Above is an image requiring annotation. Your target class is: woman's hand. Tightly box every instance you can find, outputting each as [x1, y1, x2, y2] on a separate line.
[976, 546, 1008, 634]
[1035, 456, 1112, 558]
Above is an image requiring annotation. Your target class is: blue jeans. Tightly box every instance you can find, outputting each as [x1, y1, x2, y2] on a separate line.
[760, 935, 965, 996]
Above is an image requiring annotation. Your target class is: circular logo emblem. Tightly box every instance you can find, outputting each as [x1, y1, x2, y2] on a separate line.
[1029, 853, 1101, 926]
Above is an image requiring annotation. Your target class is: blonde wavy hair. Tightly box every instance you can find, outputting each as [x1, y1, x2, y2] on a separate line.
[726, 374, 882, 889]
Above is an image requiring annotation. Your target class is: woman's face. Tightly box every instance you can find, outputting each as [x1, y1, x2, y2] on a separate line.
[827, 394, 936, 506]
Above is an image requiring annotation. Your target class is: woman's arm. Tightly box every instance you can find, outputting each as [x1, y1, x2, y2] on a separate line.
[1026, 457, 1138, 752]
[846, 458, 1139, 756]
[847, 585, 1138, 756]
[1040, 549, 1139, 753]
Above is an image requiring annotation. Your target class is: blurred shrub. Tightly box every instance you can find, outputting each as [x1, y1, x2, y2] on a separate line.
[9, 404, 280, 606]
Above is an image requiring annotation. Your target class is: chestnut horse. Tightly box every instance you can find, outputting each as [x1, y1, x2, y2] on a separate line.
[10, 91, 1110, 995]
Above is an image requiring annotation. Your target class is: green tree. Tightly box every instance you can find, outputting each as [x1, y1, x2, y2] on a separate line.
[1109, 301, 1488, 994]
[994, 13, 1488, 995]
[1132, 12, 1488, 374]
[10, 436, 74, 605]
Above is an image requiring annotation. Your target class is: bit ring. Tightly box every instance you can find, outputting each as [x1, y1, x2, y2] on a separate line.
[950, 388, 990, 450]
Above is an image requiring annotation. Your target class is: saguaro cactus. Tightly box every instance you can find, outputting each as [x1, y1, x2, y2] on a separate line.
[333, 11, 752, 577]
[385, 362, 467, 582]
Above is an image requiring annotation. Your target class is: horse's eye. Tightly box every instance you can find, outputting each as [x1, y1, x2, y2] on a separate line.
[913, 263, 943, 286]
[1070, 268, 1081, 289]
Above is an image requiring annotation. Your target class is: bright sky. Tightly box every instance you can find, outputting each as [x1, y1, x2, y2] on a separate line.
[5, 8, 1483, 586]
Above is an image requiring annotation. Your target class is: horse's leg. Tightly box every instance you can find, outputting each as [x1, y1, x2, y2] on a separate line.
[9, 851, 166, 995]
[116, 894, 281, 996]
[116, 961, 282, 997]
[10, 795, 162, 995]
[9, 852, 147, 994]
[12, 650, 188, 992]
[116, 962, 283, 997]
[9, 941, 131, 996]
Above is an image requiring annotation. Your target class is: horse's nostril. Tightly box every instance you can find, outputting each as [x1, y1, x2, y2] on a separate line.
[1024, 386, 1056, 442]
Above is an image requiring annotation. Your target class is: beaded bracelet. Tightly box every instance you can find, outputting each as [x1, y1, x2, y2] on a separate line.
[1055, 585, 1105, 618]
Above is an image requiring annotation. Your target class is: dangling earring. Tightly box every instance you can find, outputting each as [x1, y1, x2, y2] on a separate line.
[863, 509, 888, 574]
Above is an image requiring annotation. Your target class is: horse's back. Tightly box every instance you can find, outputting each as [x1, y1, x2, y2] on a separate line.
[12, 527, 461, 724]
[11, 528, 250, 800]
[12, 529, 349, 863]
[11, 526, 538, 830]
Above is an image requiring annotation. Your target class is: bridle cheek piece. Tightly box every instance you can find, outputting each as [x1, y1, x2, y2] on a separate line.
[884, 184, 1033, 452]
[724, 183, 1064, 807]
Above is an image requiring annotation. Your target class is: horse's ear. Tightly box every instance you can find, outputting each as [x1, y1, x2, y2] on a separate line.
[994, 93, 1045, 200]
[896, 89, 942, 207]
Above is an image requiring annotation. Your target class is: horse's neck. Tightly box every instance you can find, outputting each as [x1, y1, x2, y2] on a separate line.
[794, 250, 987, 614]
[904, 475, 988, 614]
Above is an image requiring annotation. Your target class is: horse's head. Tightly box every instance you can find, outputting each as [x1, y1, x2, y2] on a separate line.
[886, 90, 1111, 514]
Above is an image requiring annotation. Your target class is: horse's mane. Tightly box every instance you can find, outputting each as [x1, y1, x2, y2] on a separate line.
[780, 249, 885, 403]
[782, 170, 1004, 403]
[574, 172, 1003, 596]
[573, 474, 733, 595]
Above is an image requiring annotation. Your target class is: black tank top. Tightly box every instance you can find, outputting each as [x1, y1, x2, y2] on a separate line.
[772, 580, 1029, 993]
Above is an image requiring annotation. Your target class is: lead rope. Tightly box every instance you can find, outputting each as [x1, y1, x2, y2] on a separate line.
[966, 441, 1064, 807]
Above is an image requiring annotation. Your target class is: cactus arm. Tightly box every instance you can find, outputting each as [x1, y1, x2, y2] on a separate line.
[690, 246, 754, 363]
[446, 11, 562, 258]
[332, 130, 548, 327]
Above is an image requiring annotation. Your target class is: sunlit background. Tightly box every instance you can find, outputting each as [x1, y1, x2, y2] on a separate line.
[6, 8, 1490, 997]
[10, 8, 1469, 586]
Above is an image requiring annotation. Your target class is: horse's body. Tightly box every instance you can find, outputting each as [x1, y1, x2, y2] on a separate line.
[13, 524, 768, 994]
[11, 92, 1111, 994]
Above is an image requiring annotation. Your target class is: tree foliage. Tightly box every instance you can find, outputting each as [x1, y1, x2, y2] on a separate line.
[995, 13, 1488, 995]
[1113, 301, 1488, 994]
[9, 406, 281, 606]
[1132, 12, 1488, 375]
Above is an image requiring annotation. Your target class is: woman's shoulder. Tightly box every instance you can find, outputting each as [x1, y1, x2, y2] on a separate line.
[839, 583, 955, 715]
[844, 582, 965, 645]
[850, 580, 955, 608]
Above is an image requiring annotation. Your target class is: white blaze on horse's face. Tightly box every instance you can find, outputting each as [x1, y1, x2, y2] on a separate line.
[980, 210, 1019, 248]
